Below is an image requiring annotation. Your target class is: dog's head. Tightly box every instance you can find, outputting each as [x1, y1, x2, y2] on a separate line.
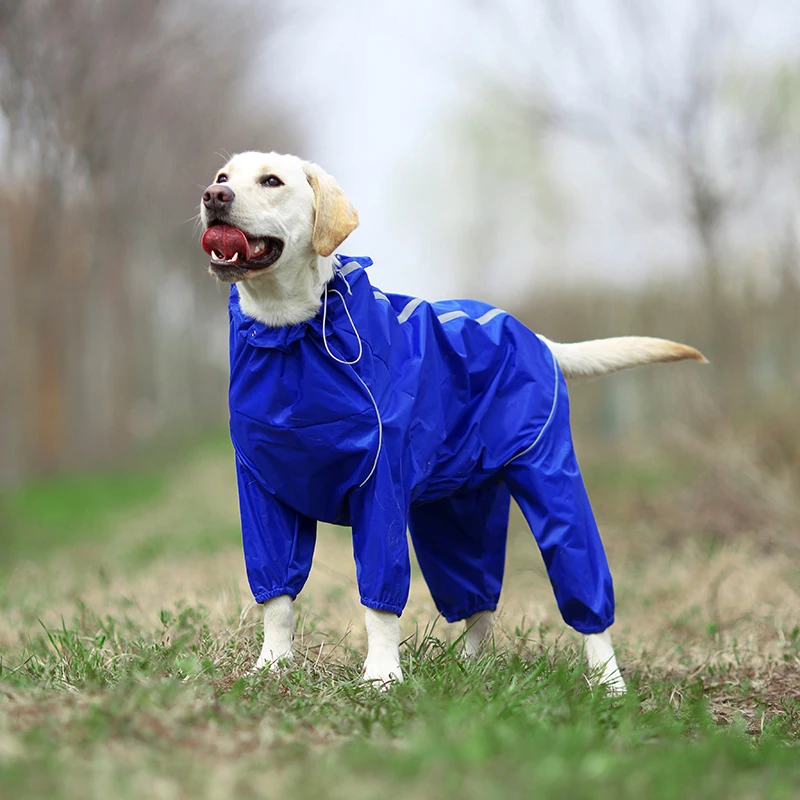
[200, 152, 358, 283]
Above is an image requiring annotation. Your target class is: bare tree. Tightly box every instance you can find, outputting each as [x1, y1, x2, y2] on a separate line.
[0, 0, 300, 480]
[464, 0, 800, 402]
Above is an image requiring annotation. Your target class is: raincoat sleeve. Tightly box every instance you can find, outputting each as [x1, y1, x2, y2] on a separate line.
[348, 450, 411, 616]
[235, 456, 317, 605]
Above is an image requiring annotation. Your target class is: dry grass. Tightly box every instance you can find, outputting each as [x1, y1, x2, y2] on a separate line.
[3, 437, 800, 798]
[3, 439, 799, 722]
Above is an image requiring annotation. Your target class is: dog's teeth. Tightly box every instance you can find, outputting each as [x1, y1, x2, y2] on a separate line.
[212, 250, 222, 261]
[231, 252, 239, 262]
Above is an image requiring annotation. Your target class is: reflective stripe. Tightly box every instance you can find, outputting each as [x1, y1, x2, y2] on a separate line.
[397, 297, 425, 323]
[336, 261, 362, 277]
[437, 308, 506, 325]
[374, 290, 507, 328]
[437, 310, 468, 324]
[503, 346, 559, 466]
[476, 308, 506, 325]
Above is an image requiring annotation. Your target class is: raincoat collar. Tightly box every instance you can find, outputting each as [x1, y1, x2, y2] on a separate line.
[228, 255, 374, 351]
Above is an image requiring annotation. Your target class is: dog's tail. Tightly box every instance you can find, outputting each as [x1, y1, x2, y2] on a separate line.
[541, 336, 707, 379]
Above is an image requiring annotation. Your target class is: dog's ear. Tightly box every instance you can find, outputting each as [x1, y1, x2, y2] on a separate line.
[303, 162, 359, 256]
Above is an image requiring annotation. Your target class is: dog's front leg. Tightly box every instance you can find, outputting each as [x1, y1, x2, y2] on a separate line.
[255, 595, 295, 671]
[362, 608, 403, 687]
[463, 610, 494, 657]
[583, 629, 626, 695]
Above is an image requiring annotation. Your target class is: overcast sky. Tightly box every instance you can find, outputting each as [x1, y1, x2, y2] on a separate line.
[262, 1, 800, 302]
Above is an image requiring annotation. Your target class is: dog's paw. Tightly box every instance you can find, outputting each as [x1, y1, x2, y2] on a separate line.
[254, 647, 294, 673]
[463, 610, 494, 658]
[583, 630, 627, 696]
[598, 670, 627, 696]
[362, 608, 402, 689]
[362, 656, 403, 689]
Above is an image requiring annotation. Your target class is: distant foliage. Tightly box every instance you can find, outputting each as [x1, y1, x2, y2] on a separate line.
[443, 0, 800, 442]
[0, 0, 301, 480]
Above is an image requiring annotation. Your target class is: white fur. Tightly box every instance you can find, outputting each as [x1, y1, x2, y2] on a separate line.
[255, 594, 294, 671]
[464, 610, 495, 657]
[201, 151, 705, 694]
[583, 629, 627, 695]
[237, 251, 335, 328]
[200, 152, 337, 327]
[541, 335, 706, 380]
[363, 608, 403, 687]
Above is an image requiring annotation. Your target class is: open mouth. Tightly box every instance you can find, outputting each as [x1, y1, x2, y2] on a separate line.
[201, 223, 284, 281]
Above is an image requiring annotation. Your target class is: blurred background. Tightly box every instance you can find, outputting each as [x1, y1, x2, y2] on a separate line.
[0, 0, 798, 540]
[2, 10, 800, 788]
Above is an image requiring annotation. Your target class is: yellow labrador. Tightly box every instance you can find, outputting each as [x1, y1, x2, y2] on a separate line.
[199, 152, 705, 691]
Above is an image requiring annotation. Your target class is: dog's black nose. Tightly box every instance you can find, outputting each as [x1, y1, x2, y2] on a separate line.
[203, 184, 235, 211]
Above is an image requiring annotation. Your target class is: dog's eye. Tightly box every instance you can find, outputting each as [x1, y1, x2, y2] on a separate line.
[216, 174, 228, 183]
[260, 175, 284, 187]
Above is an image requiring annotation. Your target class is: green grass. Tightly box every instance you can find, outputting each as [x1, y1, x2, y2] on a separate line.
[0, 429, 234, 571]
[2, 603, 798, 800]
[1, 438, 799, 799]
[580, 456, 699, 519]
[0, 471, 165, 561]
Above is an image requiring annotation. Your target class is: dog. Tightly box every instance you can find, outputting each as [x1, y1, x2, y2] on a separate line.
[199, 151, 706, 693]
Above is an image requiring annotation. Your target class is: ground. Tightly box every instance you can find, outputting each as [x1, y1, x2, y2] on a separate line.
[1, 432, 799, 799]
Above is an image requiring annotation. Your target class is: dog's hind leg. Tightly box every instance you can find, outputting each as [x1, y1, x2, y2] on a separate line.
[464, 610, 494, 657]
[409, 483, 510, 657]
[502, 371, 626, 694]
[583, 629, 626, 695]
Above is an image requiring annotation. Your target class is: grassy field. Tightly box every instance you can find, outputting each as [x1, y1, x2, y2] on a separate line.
[1, 433, 799, 799]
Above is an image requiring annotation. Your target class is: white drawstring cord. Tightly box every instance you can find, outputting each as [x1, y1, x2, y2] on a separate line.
[322, 279, 383, 488]
[322, 286, 362, 365]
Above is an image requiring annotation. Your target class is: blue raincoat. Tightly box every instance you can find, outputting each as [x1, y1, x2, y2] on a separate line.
[229, 256, 614, 634]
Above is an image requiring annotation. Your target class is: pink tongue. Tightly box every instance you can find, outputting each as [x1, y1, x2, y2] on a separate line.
[201, 225, 251, 261]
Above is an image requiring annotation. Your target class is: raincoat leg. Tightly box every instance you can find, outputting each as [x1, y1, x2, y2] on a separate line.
[349, 452, 411, 616]
[408, 483, 510, 623]
[236, 457, 317, 604]
[502, 373, 615, 635]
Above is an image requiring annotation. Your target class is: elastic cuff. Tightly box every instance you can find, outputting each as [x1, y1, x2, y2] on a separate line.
[254, 588, 297, 604]
[569, 617, 615, 635]
[440, 601, 499, 625]
[361, 597, 405, 617]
